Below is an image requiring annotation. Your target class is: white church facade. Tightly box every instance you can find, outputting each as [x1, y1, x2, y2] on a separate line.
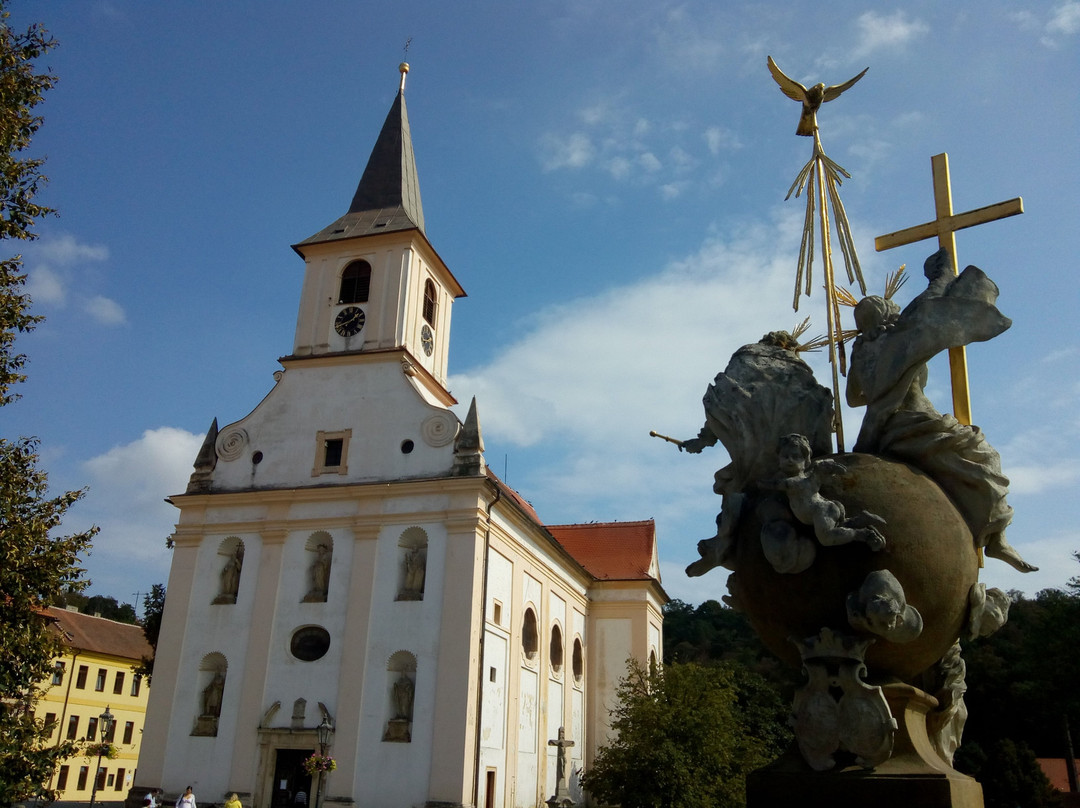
[133, 64, 666, 808]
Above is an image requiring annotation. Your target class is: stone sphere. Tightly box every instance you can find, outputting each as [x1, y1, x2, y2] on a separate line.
[727, 453, 979, 682]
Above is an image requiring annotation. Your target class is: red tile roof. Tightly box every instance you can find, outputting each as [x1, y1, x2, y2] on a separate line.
[1037, 759, 1080, 792]
[47, 607, 152, 662]
[547, 520, 660, 582]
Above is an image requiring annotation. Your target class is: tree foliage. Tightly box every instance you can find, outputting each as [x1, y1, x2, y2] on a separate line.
[135, 583, 166, 681]
[581, 659, 791, 808]
[52, 590, 137, 624]
[0, 6, 97, 805]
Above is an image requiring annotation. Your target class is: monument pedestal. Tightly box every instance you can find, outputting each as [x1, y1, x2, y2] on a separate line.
[748, 684, 983, 808]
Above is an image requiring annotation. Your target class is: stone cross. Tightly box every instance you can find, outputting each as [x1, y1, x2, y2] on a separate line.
[546, 726, 576, 806]
[875, 152, 1023, 425]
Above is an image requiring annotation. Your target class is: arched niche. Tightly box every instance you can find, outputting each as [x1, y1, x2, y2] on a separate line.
[212, 537, 245, 605]
[396, 527, 428, 601]
[384, 650, 417, 743]
[192, 652, 227, 736]
[302, 531, 333, 603]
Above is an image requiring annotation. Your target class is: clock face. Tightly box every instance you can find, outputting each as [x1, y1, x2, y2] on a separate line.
[334, 306, 365, 337]
[421, 325, 434, 356]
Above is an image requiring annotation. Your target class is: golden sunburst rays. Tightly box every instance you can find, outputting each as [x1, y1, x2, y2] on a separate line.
[768, 56, 872, 452]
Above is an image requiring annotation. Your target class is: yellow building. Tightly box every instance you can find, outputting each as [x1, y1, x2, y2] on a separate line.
[35, 607, 152, 807]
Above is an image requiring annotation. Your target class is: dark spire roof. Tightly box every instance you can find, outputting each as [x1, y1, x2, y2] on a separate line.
[295, 64, 425, 250]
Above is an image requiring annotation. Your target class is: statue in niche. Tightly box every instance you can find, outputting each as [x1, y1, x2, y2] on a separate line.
[392, 673, 415, 721]
[304, 544, 331, 602]
[214, 546, 243, 604]
[201, 671, 225, 717]
[846, 249, 1035, 573]
[399, 547, 426, 600]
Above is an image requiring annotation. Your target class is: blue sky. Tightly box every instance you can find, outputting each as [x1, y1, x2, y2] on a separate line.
[6, 1, 1078, 608]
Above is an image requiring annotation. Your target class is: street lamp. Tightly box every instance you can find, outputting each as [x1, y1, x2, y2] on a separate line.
[88, 705, 114, 808]
[315, 718, 333, 808]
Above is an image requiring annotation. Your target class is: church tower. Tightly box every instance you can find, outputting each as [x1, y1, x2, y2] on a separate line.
[133, 65, 665, 808]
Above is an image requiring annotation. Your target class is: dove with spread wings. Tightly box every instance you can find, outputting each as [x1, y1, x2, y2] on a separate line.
[767, 56, 868, 137]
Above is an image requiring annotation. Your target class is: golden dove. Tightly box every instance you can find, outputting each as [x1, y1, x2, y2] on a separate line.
[767, 56, 868, 137]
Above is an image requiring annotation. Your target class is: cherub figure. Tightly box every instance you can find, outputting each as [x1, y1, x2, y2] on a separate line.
[763, 434, 886, 551]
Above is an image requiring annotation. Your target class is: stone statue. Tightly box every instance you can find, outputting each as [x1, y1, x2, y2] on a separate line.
[306, 544, 331, 602]
[393, 673, 414, 721]
[846, 570, 923, 643]
[202, 671, 225, 717]
[217, 547, 243, 603]
[546, 727, 576, 808]
[846, 249, 1035, 573]
[404, 547, 426, 595]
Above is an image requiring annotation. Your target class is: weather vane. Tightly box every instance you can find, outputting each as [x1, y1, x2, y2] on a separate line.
[403, 37, 412, 59]
[768, 56, 868, 451]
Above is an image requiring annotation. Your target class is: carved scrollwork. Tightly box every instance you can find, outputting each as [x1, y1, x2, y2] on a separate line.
[421, 411, 459, 447]
[216, 427, 249, 461]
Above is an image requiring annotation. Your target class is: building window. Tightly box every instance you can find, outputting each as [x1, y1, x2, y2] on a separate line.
[113, 671, 125, 695]
[95, 668, 106, 691]
[95, 767, 107, 791]
[522, 608, 539, 661]
[290, 626, 331, 662]
[422, 279, 437, 325]
[106, 774, 114, 788]
[86, 716, 98, 741]
[550, 624, 564, 674]
[51, 661, 65, 685]
[43, 712, 57, 739]
[312, 429, 351, 476]
[66, 715, 79, 740]
[123, 721, 134, 745]
[115, 768, 126, 792]
[338, 260, 371, 304]
[76, 766, 88, 791]
[573, 638, 584, 684]
[76, 665, 88, 689]
[131, 675, 142, 697]
[57, 766, 69, 790]
[104, 717, 116, 742]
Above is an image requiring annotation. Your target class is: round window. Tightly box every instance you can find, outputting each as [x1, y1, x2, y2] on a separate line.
[290, 626, 331, 661]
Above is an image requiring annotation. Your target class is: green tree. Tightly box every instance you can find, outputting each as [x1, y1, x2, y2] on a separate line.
[136, 583, 166, 682]
[581, 660, 791, 808]
[0, 6, 96, 805]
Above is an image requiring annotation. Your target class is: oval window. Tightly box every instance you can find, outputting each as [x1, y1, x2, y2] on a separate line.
[290, 626, 331, 661]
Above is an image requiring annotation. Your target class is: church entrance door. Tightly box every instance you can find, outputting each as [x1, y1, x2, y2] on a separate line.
[270, 748, 313, 808]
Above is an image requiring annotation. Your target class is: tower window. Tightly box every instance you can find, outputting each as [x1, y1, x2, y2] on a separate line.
[324, 438, 343, 467]
[422, 279, 437, 325]
[339, 260, 371, 304]
[312, 429, 352, 477]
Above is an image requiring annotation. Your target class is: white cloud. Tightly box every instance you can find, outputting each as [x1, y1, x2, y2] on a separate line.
[704, 126, 741, 155]
[19, 233, 111, 312]
[74, 427, 205, 594]
[32, 233, 109, 266]
[852, 11, 929, 57]
[540, 132, 596, 171]
[84, 295, 127, 326]
[26, 265, 65, 305]
[637, 152, 662, 172]
[1048, 1, 1080, 34]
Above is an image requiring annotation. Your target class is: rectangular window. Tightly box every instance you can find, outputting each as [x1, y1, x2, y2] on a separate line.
[77, 766, 88, 791]
[113, 671, 125, 694]
[57, 766, 69, 790]
[131, 674, 142, 697]
[123, 721, 134, 745]
[107, 774, 114, 787]
[66, 715, 79, 740]
[43, 712, 57, 739]
[52, 661, 65, 685]
[104, 719, 116, 742]
[95, 668, 106, 691]
[86, 716, 98, 740]
[76, 665, 88, 689]
[312, 429, 351, 476]
[96, 767, 107, 791]
[115, 768, 126, 791]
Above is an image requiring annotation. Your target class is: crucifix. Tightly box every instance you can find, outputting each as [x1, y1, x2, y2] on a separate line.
[546, 726, 576, 807]
[874, 152, 1023, 424]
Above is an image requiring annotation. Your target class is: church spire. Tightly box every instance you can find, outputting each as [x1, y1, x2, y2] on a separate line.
[295, 63, 425, 249]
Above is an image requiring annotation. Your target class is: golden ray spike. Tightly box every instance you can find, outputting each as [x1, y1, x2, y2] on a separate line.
[884, 266, 908, 299]
[834, 285, 859, 307]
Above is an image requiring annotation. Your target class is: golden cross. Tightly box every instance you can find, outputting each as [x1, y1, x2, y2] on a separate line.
[874, 152, 1023, 425]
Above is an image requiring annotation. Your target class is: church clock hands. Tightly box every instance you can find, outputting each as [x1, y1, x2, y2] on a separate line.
[421, 325, 434, 356]
[334, 306, 365, 337]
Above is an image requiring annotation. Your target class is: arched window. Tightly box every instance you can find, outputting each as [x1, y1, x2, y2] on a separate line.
[422, 279, 437, 325]
[522, 608, 539, 662]
[192, 653, 227, 736]
[550, 624, 564, 674]
[572, 638, 584, 684]
[339, 260, 371, 304]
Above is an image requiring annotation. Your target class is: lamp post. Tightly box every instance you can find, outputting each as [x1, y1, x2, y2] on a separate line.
[88, 705, 114, 808]
[315, 718, 332, 808]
